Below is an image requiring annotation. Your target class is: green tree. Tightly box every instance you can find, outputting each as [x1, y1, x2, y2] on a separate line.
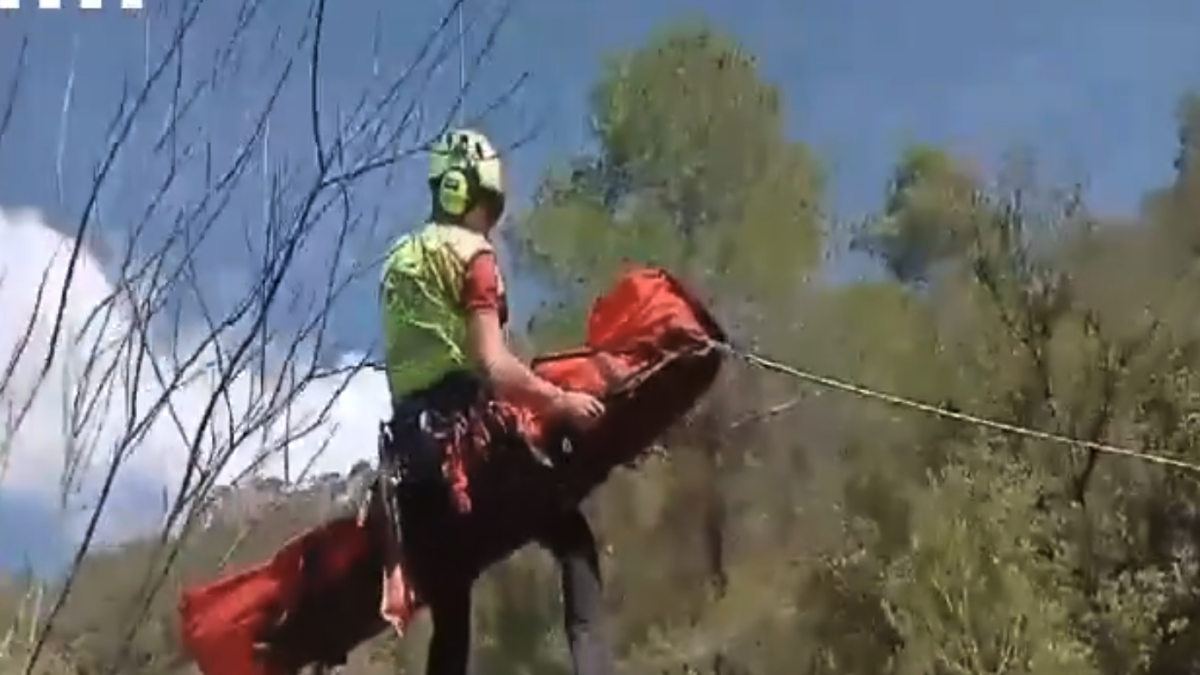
[507, 20, 826, 672]
[851, 144, 982, 284]
[514, 21, 824, 322]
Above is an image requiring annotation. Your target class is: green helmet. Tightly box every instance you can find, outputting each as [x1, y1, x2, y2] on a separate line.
[428, 128, 504, 195]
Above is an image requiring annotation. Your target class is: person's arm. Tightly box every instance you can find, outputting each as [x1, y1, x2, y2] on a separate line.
[461, 252, 564, 414]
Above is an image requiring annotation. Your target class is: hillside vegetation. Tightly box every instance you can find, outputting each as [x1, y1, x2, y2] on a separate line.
[9, 19, 1200, 675]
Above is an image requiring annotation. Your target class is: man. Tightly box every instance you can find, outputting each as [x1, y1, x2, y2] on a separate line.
[378, 128, 615, 675]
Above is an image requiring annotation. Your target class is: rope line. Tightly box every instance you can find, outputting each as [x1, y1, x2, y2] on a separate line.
[714, 342, 1200, 475]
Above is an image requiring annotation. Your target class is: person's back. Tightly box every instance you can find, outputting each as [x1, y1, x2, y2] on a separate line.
[380, 221, 503, 402]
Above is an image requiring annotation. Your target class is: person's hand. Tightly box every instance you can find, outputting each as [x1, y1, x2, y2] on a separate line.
[550, 389, 606, 430]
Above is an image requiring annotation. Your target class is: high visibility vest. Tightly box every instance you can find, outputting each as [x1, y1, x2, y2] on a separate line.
[379, 223, 506, 402]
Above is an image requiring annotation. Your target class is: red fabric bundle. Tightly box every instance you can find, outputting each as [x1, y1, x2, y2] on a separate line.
[178, 516, 386, 675]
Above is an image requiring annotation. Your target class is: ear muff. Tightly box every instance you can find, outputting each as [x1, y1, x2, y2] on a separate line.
[437, 166, 479, 217]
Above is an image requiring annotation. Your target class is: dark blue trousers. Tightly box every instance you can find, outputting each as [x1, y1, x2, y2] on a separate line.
[423, 509, 614, 675]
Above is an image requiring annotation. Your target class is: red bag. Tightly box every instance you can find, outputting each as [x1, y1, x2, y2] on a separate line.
[179, 266, 726, 675]
[528, 265, 725, 476]
[178, 516, 384, 675]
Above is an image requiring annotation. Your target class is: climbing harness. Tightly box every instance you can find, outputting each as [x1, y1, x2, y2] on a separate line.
[712, 340, 1200, 475]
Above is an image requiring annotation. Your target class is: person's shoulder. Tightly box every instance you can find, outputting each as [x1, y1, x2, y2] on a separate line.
[381, 224, 431, 281]
[385, 222, 445, 259]
[425, 223, 494, 261]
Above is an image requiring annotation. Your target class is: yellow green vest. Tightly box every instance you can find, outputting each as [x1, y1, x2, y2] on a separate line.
[380, 223, 504, 402]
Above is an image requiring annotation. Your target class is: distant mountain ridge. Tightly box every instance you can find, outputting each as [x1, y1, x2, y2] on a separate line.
[0, 459, 378, 577]
[196, 459, 376, 529]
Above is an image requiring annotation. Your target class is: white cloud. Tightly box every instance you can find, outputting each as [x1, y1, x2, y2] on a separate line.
[0, 206, 390, 545]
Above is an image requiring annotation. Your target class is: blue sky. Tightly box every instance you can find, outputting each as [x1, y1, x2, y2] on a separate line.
[2, 0, 1198, 341]
[0, 0, 1198, 568]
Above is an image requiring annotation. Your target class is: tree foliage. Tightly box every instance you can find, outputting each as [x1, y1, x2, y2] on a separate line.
[513, 22, 823, 347]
